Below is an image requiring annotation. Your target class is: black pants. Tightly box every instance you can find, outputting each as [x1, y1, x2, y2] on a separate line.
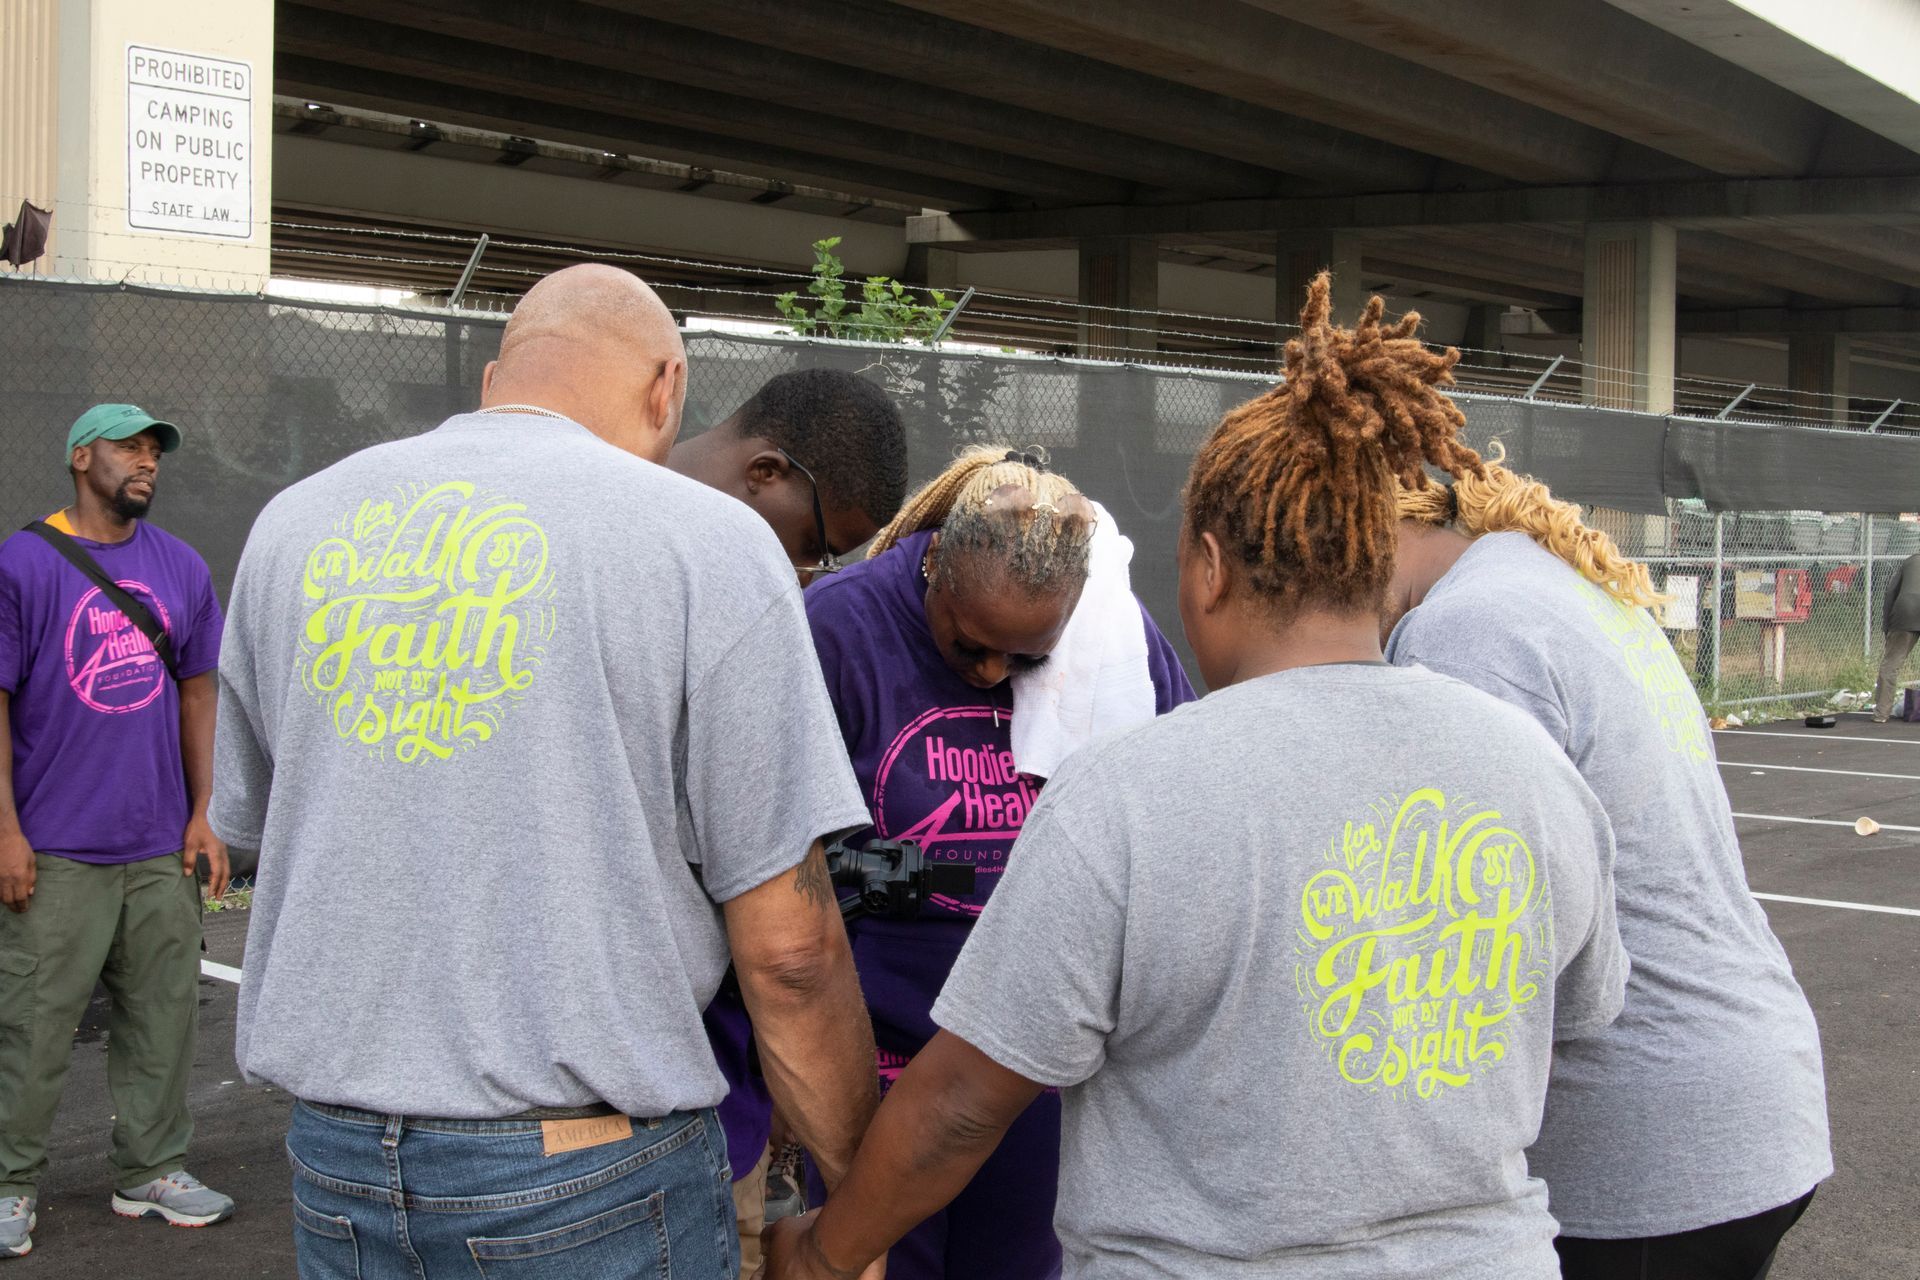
[1556, 1190, 1817, 1280]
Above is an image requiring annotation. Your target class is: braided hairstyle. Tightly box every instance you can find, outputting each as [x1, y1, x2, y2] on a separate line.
[1395, 444, 1666, 609]
[1183, 273, 1482, 616]
[868, 446, 1090, 596]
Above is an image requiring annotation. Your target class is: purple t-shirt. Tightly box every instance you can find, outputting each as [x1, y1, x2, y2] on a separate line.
[0, 519, 222, 863]
[708, 529, 1192, 1176]
[809, 530, 1193, 919]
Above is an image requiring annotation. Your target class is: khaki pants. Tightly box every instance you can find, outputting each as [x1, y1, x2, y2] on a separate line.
[0, 852, 201, 1197]
[1875, 630, 1918, 721]
[733, 1144, 770, 1279]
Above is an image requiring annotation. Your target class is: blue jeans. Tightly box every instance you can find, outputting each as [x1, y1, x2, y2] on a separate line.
[287, 1101, 738, 1279]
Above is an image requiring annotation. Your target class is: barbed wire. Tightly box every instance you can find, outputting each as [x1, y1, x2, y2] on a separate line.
[13, 212, 1907, 426]
[27, 196, 1911, 410]
[48, 207, 1695, 366]
[253, 214, 1895, 405]
[26, 199, 1886, 409]
[21, 259, 1899, 425]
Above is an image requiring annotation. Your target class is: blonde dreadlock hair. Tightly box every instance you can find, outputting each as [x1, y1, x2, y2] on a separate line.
[1394, 444, 1667, 609]
[1183, 273, 1483, 615]
[868, 446, 1091, 596]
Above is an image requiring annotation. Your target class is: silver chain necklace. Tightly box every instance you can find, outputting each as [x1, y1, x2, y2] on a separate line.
[478, 403, 568, 420]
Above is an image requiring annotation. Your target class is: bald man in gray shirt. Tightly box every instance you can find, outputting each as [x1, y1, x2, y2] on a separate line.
[212, 266, 879, 1278]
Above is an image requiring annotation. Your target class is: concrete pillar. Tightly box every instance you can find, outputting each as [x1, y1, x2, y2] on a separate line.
[1, 0, 272, 291]
[1076, 237, 1158, 359]
[1787, 334, 1852, 425]
[1275, 230, 1364, 330]
[0, 2, 59, 269]
[1581, 222, 1677, 413]
[1462, 304, 1507, 366]
[904, 244, 961, 291]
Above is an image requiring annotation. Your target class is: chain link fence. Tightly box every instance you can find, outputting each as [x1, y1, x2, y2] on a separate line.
[1611, 509, 1920, 714]
[4, 276, 1918, 717]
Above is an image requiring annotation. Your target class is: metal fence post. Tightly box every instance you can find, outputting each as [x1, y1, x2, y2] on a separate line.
[1522, 354, 1564, 400]
[1863, 513, 1876, 660]
[928, 286, 976, 346]
[1711, 513, 1725, 702]
[449, 234, 490, 309]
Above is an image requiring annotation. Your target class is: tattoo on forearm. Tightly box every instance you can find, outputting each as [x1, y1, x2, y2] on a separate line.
[794, 848, 834, 909]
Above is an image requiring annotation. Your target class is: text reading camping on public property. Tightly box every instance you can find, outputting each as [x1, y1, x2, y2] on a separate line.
[125, 46, 253, 240]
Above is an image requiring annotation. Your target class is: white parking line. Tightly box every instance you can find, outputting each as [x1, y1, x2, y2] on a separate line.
[1715, 729, 1920, 746]
[1752, 893, 1920, 919]
[1720, 760, 1920, 782]
[183, 884, 1913, 999]
[1733, 812, 1920, 833]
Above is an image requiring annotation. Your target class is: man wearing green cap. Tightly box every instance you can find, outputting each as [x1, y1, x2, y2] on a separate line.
[0, 405, 233, 1259]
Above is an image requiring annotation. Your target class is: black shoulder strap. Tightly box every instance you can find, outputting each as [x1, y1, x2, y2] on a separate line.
[22, 521, 179, 679]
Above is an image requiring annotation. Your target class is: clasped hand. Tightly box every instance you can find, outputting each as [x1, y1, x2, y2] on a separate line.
[758, 1209, 885, 1280]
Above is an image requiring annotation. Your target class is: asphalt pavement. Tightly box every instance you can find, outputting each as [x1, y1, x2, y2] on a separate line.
[10, 717, 1918, 1278]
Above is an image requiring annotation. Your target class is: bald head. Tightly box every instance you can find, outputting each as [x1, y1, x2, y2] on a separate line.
[482, 264, 688, 460]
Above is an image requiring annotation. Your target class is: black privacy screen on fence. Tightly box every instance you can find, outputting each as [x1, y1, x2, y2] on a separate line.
[7, 277, 1920, 673]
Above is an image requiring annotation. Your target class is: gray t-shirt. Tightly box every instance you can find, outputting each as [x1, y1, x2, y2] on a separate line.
[1388, 532, 1831, 1236]
[210, 411, 870, 1118]
[933, 664, 1627, 1280]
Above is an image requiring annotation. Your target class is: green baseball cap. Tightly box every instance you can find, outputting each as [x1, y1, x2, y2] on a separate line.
[66, 404, 182, 457]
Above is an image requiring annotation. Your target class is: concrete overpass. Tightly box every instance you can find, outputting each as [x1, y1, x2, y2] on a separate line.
[14, 0, 1920, 421]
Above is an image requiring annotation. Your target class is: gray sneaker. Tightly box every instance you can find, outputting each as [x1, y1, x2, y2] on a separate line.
[110, 1171, 233, 1228]
[0, 1196, 34, 1258]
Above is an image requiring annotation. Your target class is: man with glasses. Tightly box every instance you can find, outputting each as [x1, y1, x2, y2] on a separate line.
[671, 367, 908, 1274]
[669, 369, 908, 584]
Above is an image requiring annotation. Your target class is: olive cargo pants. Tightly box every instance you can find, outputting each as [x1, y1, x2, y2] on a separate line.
[0, 852, 200, 1197]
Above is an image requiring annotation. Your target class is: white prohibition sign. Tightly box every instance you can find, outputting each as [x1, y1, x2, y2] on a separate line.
[125, 44, 253, 240]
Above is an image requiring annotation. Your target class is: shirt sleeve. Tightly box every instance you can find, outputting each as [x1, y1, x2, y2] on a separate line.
[804, 584, 866, 763]
[682, 585, 871, 902]
[175, 555, 223, 681]
[1138, 597, 1196, 712]
[0, 561, 23, 695]
[207, 544, 271, 849]
[1551, 780, 1629, 1043]
[933, 783, 1127, 1087]
[1410, 653, 1571, 751]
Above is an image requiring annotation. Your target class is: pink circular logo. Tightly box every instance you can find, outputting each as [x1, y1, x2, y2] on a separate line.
[64, 582, 171, 714]
[871, 704, 1034, 915]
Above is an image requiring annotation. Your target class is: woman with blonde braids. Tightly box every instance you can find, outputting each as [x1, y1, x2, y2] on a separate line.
[781, 446, 1189, 1280]
[1392, 446, 1665, 609]
[767, 276, 1627, 1280]
[1385, 452, 1830, 1279]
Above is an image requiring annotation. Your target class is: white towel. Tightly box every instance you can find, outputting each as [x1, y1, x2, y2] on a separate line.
[1010, 501, 1157, 779]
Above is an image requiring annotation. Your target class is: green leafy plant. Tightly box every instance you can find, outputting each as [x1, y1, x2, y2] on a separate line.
[775, 237, 955, 344]
[1831, 656, 1875, 693]
[204, 885, 253, 913]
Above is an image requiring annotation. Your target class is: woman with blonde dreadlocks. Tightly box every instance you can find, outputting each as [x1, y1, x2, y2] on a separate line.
[765, 277, 1627, 1280]
[778, 446, 1190, 1280]
[1384, 456, 1830, 1280]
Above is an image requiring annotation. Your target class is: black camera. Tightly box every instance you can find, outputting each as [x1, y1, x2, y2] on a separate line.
[824, 838, 974, 920]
